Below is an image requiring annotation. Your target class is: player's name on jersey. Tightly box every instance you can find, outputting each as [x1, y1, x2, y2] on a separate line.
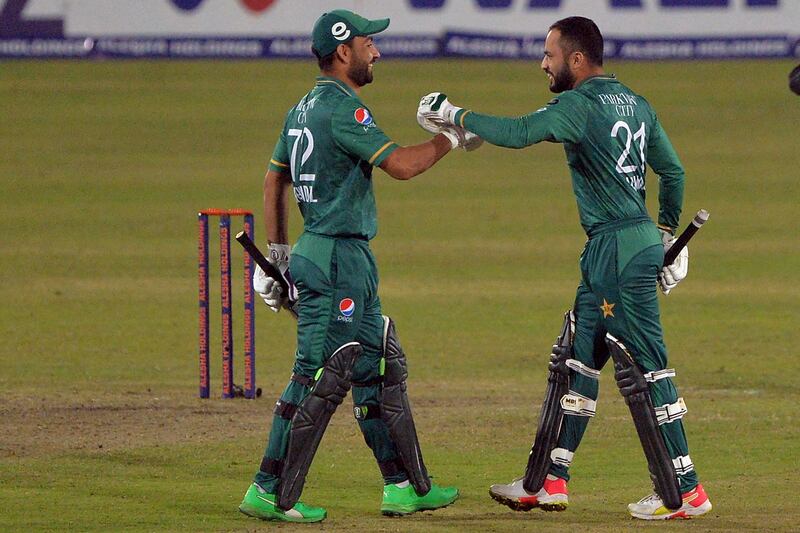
[294, 185, 317, 203]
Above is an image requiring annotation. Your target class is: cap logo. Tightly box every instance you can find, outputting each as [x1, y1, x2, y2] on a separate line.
[331, 22, 351, 41]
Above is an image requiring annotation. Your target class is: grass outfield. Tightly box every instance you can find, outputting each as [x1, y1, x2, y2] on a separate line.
[1, 58, 798, 531]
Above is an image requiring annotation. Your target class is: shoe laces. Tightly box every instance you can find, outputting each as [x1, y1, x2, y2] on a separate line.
[638, 492, 662, 505]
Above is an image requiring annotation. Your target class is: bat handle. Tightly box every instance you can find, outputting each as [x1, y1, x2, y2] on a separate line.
[235, 231, 298, 319]
[663, 209, 709, 266]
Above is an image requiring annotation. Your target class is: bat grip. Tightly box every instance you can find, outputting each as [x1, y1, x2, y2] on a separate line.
[663, 209, 709, 266]
[235, 232, 291, 298]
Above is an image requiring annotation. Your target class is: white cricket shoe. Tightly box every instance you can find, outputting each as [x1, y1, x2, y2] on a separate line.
[489, 474, 568, 512]
[628, 483, 712, 520]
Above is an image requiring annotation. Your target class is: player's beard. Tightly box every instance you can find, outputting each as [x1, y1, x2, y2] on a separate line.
[548, 63, 575, 93]
[349, 55, 373, 87]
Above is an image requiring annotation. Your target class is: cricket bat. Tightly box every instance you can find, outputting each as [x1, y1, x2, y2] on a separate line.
[235, 231, 299, 319]
[663, 209, 709, 266]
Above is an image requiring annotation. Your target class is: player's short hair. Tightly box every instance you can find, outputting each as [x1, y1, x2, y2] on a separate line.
[312, 43, 351, 71]
[549, 16, 603, 66]
[312, 46, 336, 70]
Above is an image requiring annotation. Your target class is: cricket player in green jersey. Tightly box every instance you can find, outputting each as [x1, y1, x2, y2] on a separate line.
[419, 16, 712, 521]
[238, 9, 480, 524]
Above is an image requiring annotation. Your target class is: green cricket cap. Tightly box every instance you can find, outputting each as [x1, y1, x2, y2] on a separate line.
[311, 9, 390, 57]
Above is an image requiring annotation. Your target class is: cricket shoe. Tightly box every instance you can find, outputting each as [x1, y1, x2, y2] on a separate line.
[238, 483, 326, 523]
[489, 474, 568, 512]
[628, 483, 712, 520]
[380, 480, 459, 516]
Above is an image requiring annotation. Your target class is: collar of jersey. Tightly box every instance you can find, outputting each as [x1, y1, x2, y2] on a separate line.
[576, 73, 618, 88]
[315, 76, 359, 99]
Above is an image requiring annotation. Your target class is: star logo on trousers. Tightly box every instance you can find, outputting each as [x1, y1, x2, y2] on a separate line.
[600, 298, 615, 318]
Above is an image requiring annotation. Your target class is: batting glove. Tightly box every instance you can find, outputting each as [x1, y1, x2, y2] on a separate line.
[252, 243, 297, 313]
[416, 105, 443, 135]
[433, 127, 483, 151]
[417, 96, 482, 152]
[659, 230, 689, 295]
[418, 92, 462, 127]
[457, 128, 484, 152]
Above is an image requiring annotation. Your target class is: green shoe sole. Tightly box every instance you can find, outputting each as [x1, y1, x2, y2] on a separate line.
[381, 496, 459, 517]
[239, 503, 326, 523]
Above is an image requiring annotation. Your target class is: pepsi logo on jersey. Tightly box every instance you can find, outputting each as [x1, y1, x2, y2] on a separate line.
[337, 298, 356, 322]
[354, 108, 373, 126]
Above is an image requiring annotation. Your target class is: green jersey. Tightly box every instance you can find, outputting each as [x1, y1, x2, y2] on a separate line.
[269, 76, 398, 239]
[455, 75, 684, 234]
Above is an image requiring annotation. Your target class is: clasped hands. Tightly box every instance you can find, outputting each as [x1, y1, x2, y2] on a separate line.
[417, 92, 483, 152]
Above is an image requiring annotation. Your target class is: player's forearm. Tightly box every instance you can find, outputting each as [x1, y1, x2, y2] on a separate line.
[379, 134, 452, 180]
[456, 110, 539, 149]
[658, 175, 684, 232]
[263, 170, 291, 244]
[649, 126, 685, 231]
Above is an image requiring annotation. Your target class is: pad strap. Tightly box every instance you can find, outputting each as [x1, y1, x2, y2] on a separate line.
[672, 454, 695, 475]
[291, 373, 315, 388]
[550, 447, 574, 468]
[655, 398, 687, 425]
[644, 368, 676, 382]
[276, 374, 315, 419]
[274, 399, 299, 420]
[560, 390, 597, 417]
[565, 359, 601, 379]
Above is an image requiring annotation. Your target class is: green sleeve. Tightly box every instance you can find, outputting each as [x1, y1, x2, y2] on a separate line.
[268, 129, 290, 173]
[332, 100, 398, 166]
[455, 94, 586, 149]
[647, 115, 684, 232]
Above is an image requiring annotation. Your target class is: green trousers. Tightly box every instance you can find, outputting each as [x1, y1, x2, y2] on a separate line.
[548, 218, 699, 492]
[254, 232, 407, 493]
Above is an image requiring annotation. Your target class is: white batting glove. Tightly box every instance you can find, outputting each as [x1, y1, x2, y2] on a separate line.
[659, 230, 689, 295]
[417, 99, 482, 152]
[416, 106, 442, 135]
[253, 264, 284, 312]
[418, 92, 462, 127]
[252, 243, 297, 313]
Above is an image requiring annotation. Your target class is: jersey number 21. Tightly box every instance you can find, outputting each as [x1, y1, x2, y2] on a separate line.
[611, 120, 646, 191]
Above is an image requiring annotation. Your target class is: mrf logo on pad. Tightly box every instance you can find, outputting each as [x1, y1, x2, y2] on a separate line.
[337, 298, 355, 322]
